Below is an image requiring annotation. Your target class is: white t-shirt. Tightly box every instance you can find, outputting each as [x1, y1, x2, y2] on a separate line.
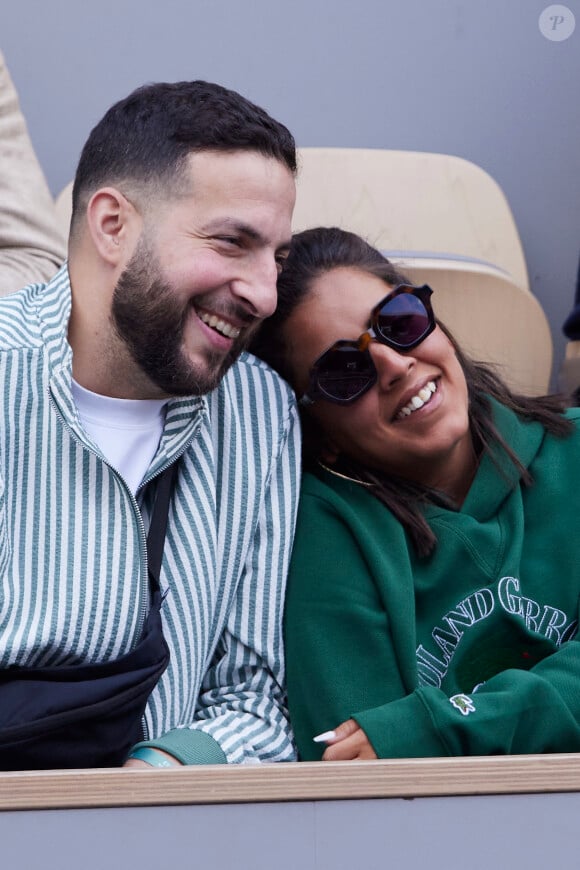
[71, 379, 168, 495]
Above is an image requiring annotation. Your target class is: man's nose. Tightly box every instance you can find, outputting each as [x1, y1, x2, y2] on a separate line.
[230, 252, 279, 320]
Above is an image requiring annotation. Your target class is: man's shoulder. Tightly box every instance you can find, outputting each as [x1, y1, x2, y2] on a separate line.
[201, 352, 299, 455]
[232, 349, 291, 380]
[0, 265, 70, 351]
[0, 282, 46, 348]
[219, 351, 297, 410]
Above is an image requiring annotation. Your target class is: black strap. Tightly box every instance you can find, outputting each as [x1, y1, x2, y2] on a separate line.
[146, 463, 178, 588]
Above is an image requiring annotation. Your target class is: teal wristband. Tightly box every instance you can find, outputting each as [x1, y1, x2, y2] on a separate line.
[128, 747, 179, 768]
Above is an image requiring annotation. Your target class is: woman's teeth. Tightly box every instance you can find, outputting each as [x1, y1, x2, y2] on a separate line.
[199, 311, 241, 339]
[396, 381, 437, 420]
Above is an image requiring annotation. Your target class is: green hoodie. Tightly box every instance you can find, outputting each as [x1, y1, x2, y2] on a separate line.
[285, 400, 580, 759]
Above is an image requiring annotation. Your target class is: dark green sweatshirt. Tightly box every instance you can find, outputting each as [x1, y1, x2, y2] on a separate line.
[285, 401, 580, 759]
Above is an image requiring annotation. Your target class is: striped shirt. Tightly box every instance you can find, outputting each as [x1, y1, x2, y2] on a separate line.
[0, 265, 301, 764]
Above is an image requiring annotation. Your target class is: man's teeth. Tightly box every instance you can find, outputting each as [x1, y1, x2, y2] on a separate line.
[396, 381, 437, 419]
[199, 312, 241, 339]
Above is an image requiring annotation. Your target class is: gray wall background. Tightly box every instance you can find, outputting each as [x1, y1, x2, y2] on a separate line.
[2, 0, 579, 382]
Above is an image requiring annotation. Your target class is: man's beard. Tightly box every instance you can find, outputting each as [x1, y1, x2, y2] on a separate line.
[111, 239, 250, 397]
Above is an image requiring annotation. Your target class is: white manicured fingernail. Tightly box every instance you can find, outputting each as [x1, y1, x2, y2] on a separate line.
[313, 730, 336, 743]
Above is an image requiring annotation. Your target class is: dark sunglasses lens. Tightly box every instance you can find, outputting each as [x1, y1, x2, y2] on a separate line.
[317, 347, 375, 402]
[376, 293, 431, 347]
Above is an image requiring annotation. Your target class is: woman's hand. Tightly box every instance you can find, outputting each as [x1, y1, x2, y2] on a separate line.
[319, 718, 378, 761]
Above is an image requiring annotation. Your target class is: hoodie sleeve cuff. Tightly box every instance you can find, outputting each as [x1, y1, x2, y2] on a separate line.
[353, 689, 451, 758]
[133, 728, 228, 766]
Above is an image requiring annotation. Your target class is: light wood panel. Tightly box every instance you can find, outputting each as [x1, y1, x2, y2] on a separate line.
[1, 754, 580, 811]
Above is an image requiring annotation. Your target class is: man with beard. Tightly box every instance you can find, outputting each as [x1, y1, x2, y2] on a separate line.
[0, 80, 300, 770]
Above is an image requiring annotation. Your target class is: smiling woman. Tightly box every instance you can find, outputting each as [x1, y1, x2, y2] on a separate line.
[285, 266, 474, 505]
[251, 226, 580, 762]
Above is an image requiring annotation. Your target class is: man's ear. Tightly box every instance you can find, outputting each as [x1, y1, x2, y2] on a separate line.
[85, 187, 140, 266]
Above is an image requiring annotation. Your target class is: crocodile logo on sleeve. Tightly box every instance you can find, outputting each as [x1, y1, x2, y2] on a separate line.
[449, 694, 476, 716]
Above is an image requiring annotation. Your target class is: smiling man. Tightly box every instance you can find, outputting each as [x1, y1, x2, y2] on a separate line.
[0, 81, 300, 769]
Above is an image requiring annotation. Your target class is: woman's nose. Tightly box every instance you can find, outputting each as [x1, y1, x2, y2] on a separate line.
[369, 341, 415, 390]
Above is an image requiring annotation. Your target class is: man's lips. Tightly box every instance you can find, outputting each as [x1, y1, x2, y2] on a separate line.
[197, 309, 242, 340]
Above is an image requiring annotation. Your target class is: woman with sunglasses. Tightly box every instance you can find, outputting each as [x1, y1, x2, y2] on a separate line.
[251, 226, 580, 761]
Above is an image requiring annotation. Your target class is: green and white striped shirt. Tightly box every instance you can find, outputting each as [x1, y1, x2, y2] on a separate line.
[0, 266, 301, 764]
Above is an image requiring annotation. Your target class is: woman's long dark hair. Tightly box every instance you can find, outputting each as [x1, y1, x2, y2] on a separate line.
[251, 227, 572, 557]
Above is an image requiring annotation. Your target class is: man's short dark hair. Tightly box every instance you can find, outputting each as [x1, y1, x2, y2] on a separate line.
[71, 80, 296, 230]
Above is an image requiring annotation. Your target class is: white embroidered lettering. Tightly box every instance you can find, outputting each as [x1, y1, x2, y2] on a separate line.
[417, 578, 575, 686]
[523, 596, 541, 632]
[442, 589, 495, 638]
[562, 620, 578, 643]
[442, 602, 475, 636]
[416, 645, 447, 688]
[432, 627, 460, 661]
[538, 606, 568, 643]
[470, 589, 495, 620]
[498, 576, 523, 615]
